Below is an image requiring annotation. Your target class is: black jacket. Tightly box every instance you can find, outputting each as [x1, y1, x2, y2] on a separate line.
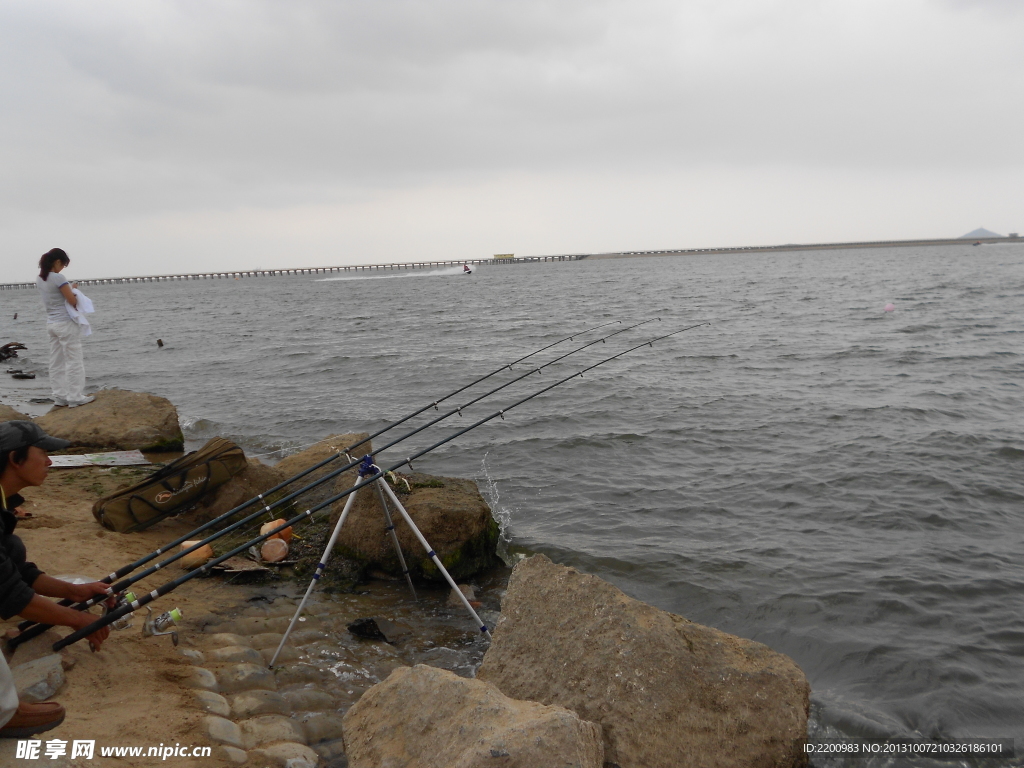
[0, 493, 44, 620]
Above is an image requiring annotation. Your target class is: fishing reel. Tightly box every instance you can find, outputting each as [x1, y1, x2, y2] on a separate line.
[106, 591, 137, 631]
[142, 606, 182, 646]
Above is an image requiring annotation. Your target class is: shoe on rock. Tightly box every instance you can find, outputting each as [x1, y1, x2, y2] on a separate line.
[67, 396, 95, 408]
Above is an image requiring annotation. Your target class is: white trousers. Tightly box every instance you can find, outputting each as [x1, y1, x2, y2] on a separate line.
[47, 320, 86, 404]
[0, 651, 18, 727]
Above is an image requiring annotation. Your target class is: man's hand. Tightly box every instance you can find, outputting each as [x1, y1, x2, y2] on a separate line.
[71, 611, 111, 651]
[65, 581, 114, 608]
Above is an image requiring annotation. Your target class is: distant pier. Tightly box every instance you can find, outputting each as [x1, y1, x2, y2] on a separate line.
[0, 254, 584, 290]
[2, 236, 1019, 290]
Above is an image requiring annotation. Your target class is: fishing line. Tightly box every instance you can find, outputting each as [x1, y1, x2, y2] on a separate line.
[40, 319, 655, 613]
[8, 319, 631, 646]
[52, 321, 709, 651]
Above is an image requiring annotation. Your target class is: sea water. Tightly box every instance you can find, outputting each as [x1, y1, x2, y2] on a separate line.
[2, 243, 1023, 759]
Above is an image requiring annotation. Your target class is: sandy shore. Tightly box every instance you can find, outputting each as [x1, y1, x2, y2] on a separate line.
[1, 460, 240, 767]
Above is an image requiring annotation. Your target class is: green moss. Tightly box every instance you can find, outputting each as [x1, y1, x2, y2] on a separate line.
[142, 432, 185, 452]
[419, 517, 501, 582]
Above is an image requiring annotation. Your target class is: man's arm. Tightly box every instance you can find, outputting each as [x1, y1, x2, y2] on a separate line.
[17, 593, 111, 650]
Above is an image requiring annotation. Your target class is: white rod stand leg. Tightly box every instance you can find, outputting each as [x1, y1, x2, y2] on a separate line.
[378, 478, 492, 640]
[269, 475, 362, 668]
[374, 478, 417, 600]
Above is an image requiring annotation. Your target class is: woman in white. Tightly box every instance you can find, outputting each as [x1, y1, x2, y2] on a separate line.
[35, 248, 94, 408]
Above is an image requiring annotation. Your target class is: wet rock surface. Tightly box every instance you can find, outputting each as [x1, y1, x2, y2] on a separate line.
[477, 554, 810, 768]
[177, 571, 506, 766]
[346, 616, 407, 643]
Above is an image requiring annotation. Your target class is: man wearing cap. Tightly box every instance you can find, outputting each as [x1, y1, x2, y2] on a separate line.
[0, 421, 113, 738]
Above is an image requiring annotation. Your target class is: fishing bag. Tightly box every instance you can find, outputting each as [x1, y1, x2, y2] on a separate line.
[92, 437, 247, 533]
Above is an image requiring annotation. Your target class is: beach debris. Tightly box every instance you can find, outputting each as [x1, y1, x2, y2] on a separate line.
[49, 449, 151, 468]
[215, 556, 271, 575]
[157, 338, 163, 347]
[0, 342, 26, 361]
[884, 303, 895, 312]
[260, 538, 289, 563]
[180, 541, 215, 569]
[260, 519, 292, 543]
[29, 397, 54, 404]
[11, 372, 35, 380]
[347, 616, 406, 644]
[448, 583, 483, 609]
[11, 654, 67, 703]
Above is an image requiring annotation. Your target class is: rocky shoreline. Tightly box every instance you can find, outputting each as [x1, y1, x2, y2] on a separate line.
[1, 388, 810, 767]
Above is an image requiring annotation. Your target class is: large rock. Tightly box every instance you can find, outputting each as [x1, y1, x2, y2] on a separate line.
[332, 471, 500, 582]
[0, 405, 32, 422]
[273, 433, 369, 512]
[189, 458, 289, 523]
[34, 388, 183, 451]
[477, 555, 810, 768]
[343, 664, 604, 768]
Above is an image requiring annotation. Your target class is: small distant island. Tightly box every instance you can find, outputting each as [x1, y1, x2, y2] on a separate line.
[958, 227, 1006, 239]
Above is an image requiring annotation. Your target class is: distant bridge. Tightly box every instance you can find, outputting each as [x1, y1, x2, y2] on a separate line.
[2, 236, 1020, 290]
[0, 254, 586, 290]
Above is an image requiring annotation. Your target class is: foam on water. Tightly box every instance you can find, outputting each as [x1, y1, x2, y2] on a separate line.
[316, 265, 469, 281]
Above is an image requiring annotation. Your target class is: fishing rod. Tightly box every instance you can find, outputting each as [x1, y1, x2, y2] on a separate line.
[32, 319, 654, 616]
[52, 321, 709, 651]
[353, 318, 623, 440]
[8, 319, 638, 648]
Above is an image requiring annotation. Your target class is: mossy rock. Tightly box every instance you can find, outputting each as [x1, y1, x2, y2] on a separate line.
[315, 472, 501, 584]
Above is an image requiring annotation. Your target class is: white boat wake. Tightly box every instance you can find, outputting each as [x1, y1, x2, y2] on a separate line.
[316, 266, 469, 282]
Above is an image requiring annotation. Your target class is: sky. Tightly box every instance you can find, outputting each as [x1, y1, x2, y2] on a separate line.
[0, 0, 1021, 278]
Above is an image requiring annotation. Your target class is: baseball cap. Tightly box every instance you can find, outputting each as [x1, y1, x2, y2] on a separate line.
[0, 421, 71, 453]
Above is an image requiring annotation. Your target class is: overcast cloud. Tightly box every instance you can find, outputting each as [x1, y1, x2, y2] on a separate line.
[1, 0, 1021, 277]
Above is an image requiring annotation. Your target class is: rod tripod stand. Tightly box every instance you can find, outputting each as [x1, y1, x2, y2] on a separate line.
[269, 456, 491, 667]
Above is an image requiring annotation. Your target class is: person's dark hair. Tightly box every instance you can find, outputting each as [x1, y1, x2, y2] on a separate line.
[0, 446, 31, 482]
[39, 248, 70, 280]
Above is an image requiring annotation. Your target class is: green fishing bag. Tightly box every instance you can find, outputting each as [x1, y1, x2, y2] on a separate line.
[92, 437, 247, 533]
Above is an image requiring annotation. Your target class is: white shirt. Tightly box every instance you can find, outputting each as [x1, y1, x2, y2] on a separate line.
[36, 273, 73, 323]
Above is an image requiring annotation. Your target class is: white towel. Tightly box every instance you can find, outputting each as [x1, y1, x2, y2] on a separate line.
[65, 288, 95, 337]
